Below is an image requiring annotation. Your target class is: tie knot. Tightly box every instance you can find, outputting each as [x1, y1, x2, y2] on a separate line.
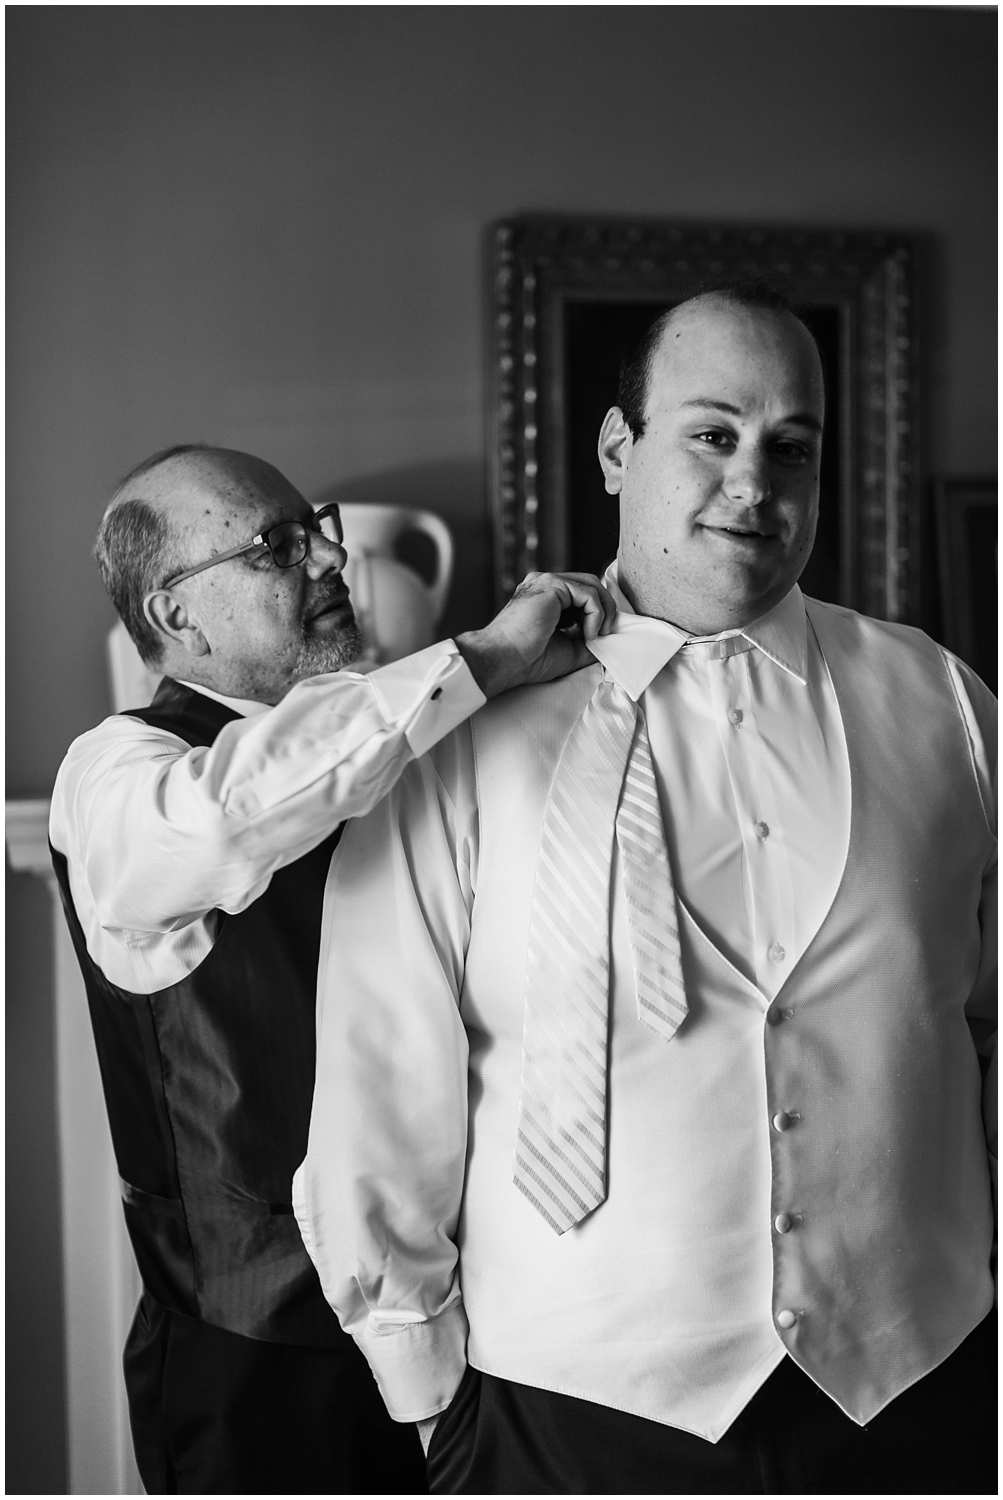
[596, 674, 636, 717]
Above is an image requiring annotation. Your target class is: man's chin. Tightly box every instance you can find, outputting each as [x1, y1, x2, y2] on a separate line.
[294, 620, 366, 679]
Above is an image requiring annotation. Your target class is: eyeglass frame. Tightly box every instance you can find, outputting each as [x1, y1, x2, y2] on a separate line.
[160, 503, 344, 589]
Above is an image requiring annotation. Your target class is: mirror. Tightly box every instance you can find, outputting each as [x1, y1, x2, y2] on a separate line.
[489, 216, 918, 622]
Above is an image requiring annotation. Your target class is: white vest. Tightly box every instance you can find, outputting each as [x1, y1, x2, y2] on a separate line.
[456, 600, 995, 1439]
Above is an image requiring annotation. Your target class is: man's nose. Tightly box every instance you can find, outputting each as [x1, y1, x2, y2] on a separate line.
[723, 448, 772, 506]
[304, 532, 348, 578]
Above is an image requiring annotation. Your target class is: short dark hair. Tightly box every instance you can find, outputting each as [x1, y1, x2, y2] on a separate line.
[93, 444, 209, 667]
[616, 277, 801, 440]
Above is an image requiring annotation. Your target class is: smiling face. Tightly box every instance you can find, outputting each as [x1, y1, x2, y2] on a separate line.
[135, 449, 362, 703]
[599, 296, 825, 634]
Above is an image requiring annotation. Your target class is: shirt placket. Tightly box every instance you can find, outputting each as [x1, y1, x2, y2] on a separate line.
[707, 642, 797, 1000]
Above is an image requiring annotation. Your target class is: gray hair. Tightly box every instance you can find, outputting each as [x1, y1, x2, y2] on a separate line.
[93, 444, 207, 667]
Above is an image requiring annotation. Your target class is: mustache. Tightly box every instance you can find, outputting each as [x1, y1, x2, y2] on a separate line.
[305, 579, 353, 621]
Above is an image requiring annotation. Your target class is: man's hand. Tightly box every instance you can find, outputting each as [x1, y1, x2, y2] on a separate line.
[416, 1414, 440, 1457]
[455, 571, 615, 699]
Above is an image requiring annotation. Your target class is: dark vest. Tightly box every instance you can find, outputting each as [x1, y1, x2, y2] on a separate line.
[51, 677, 346, 1346]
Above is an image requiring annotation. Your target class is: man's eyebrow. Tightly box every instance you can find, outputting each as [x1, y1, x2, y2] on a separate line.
[680, 399, 744, 416]
[679, 397, 823, 433]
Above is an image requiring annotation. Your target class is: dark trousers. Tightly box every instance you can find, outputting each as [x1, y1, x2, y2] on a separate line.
[428, 1311, 997, 1494]
[124, 1292, 428, 1494]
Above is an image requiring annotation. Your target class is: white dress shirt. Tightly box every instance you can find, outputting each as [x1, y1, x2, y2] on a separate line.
[50, 641, 485, 993]
[295, 581, 995, 1435]
[594, 573, 850, 996]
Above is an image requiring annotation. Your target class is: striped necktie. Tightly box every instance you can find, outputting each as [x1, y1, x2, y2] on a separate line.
[513, 676, 687, 1235]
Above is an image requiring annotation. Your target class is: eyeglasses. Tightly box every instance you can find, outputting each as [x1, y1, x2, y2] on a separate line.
[162, 503, 343, 588]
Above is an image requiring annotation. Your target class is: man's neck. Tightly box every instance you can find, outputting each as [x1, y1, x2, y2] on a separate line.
[161, 657, 284, 708]
[615, 571, 786, 638]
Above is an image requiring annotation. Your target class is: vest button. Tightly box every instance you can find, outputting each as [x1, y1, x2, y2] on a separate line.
[773, 1110, 793, 1131]
[766, 1007, 784, 1026]
[431, 687, 443, 701]
[776, 1308, 798, 1329]
[774, 1212, 793, 1233]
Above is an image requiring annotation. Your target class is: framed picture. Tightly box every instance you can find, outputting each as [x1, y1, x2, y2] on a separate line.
[488, 215, 919, 621]
[934, 478, 997, 691]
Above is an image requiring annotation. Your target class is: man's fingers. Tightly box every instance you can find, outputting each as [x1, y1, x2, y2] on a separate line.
[557, 604, 586, 636]
[519, 571, 616, 639]
[528, 631, 595, 685]
[548, 574, 616, 639]
[510, 570, 543, 601]
[562, 636, 597, 670]
[463, 571, 615, 698]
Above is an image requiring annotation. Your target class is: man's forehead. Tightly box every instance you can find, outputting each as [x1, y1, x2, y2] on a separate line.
[648, 298, 823, 415]
[121, 449, 303, 526]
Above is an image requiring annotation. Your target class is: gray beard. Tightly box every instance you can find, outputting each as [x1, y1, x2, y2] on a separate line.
[292, 618, 365, 679]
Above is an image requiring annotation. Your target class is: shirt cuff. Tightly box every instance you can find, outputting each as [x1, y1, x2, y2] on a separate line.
[355, 1302, 469, 1422]
[368, 641, 486, 760]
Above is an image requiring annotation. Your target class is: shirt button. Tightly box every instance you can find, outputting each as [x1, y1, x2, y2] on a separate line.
[774, 1212, 793, 1234]
[431, 687, 443, 701]
[728, 708, 744, 725]
[768, 942, 786, 963]
[776, 1309, 798, 1330]
[772, 1110, 794, 1132]
[754, 821, 770, 840]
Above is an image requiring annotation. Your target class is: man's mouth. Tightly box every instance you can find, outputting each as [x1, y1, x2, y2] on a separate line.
[305, 586, 353, 625]
[703, 521, 778, 541]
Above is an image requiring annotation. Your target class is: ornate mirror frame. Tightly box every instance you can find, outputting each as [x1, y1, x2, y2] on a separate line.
[488, 215, 918, 620]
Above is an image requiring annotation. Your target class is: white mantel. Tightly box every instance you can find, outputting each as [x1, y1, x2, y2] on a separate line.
[7, 798, 142, 1496]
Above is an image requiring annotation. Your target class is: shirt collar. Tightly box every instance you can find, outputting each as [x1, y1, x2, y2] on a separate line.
[587, 562, 808, 701]
[175, 680, 271, 718]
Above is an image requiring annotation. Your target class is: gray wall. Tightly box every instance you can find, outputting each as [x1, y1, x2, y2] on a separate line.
[6, 7, 995, 1490]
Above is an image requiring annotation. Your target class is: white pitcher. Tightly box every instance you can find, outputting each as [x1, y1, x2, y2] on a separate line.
[107, 620, 162, 712]
[338, 504, 454, 665]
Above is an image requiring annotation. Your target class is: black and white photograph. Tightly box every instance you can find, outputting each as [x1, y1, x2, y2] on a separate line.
[6, 6, 997, 1496]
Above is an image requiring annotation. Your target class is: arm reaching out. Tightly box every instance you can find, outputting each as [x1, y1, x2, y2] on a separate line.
[50, 573, 613, 992]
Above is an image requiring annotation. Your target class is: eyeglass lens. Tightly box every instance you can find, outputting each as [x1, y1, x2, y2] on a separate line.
[267, 524, 311, 568]
[267, 508, 342, 568]
[314, 507, 343, 545]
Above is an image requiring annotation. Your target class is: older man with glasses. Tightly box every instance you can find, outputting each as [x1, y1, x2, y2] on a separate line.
[48, 442, 615, 1496]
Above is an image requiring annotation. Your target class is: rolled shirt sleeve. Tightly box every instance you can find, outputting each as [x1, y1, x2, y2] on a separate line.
[294, 726, 478, 1421]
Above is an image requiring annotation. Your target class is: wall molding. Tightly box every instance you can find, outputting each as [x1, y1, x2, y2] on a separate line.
[7, 799, 141, 1496]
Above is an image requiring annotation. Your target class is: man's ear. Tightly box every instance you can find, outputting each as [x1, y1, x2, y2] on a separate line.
[143, 590, 210, 660]
[598, 407, 634, 496]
